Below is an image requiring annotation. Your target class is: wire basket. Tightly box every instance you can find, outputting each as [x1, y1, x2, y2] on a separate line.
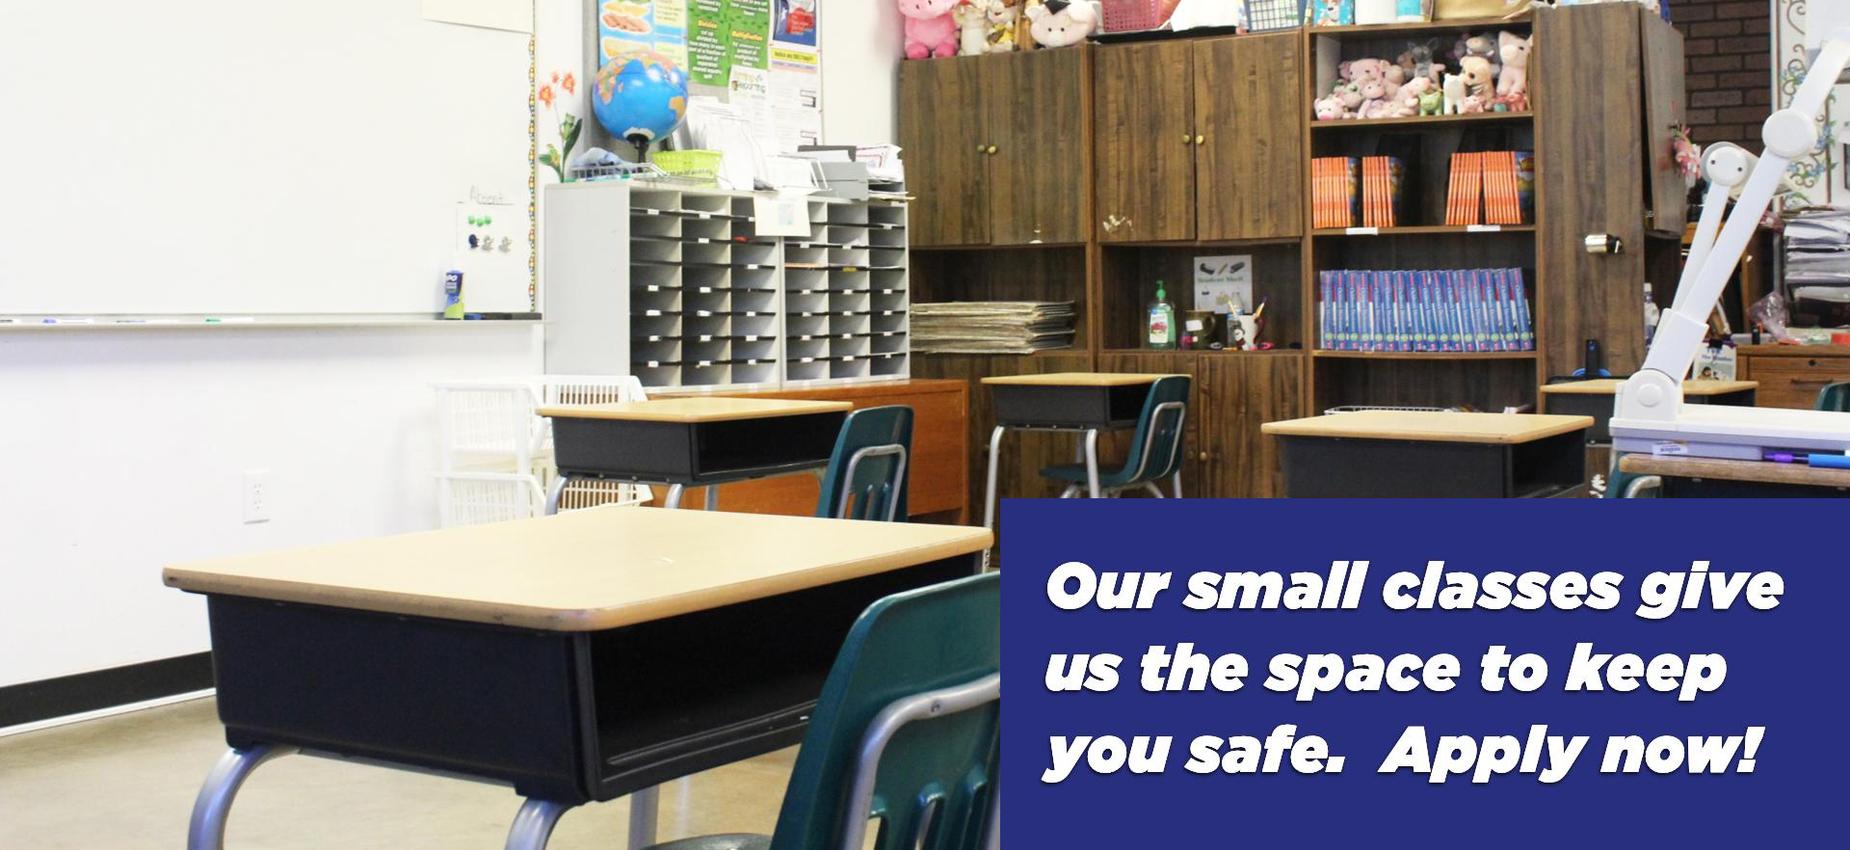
[1324, 404, 1451, 415]
[1101, 0, 1168, 32]
[1247, 0, 1304, 31]
[651, 149, 724, 185]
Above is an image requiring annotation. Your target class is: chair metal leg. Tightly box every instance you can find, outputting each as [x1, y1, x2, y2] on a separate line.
[1143, 481, 1165, 498]
[1172, 471, 1183, 499]
[626, 785, 660, 849]
[1058, 484, 1081, 499]
[704, 485, 719, 511]
[187, 745, 297, 850]
[1083, 429, 1102, 499]
[544, 475, 568, 516]
[982, 426, 1006, 531]
[663, 483, 685, 509]
[505, 798, 571, 850]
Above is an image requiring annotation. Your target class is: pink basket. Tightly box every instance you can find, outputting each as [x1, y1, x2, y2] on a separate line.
[1100, 0, 1167, 32]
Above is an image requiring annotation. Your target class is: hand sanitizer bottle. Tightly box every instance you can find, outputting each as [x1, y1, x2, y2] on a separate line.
[1148, 281, 1176, 350]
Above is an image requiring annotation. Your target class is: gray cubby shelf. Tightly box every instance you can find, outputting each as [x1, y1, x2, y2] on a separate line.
[543, 181, 909, 391]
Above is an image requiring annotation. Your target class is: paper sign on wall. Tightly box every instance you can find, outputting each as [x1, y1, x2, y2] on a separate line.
[1194, 254, 1253, 312]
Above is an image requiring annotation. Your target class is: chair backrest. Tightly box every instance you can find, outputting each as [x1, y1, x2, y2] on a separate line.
[816, 405, 914, 521]
[768, 573, 1000, 850]
[1118, 375, 1191, 483]
[1817, 381, 1850, 412]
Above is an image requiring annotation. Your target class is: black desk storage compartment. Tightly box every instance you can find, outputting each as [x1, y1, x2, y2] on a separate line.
[990, 384, 1146, 429]
[552, 411, 845, 482]
[1278, 431, 1587, 498]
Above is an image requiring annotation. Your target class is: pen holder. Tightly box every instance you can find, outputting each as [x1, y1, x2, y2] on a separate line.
[1227, 314, 1263, 351]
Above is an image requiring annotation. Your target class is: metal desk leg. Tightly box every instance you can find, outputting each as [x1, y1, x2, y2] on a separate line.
[627, 785, 661, 849]
[663, 483, 686, 509]
[505, 798, 571, 850]
[1084, 429, 1102, 499]
[981, 425, 1006, 570]
[187, 745, 298, 850]
[704, 485, 719, 511]
[544, 475, 569, 516]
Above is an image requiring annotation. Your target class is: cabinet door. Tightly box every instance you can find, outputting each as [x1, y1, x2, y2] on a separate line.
[988, 48, 1090, 246]
[1094, 41, 1195, 243]
[1193, 33, 1304, 241]
[898, 58, 992, 247]
[1640, 10, 1688, 235]
[1202, 354, 1305, 498]
[1536, 3, 1650, 376]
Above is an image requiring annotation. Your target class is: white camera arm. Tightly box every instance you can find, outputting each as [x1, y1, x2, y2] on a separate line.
[1616, 25, 1850, 423]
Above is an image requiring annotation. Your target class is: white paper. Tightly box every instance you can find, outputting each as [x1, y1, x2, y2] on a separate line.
[769, 47, 821, 151]
[753, 194, 813, 236]
[1193, 254, 1254, 313]
[728, 66, 779, 157]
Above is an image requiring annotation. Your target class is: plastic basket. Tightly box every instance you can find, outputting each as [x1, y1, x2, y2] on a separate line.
[438, 472, 648, 527]
[652, 149, 724, 184]
[1101, 0, 1167, 32]
[1246, 0, 1304, 31]
[1324, 404, 1450, 415]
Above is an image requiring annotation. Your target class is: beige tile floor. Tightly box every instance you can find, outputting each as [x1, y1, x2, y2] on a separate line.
[0, 697, 795, 849]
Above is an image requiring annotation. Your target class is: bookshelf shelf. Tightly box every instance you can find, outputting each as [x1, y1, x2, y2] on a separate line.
[1311, 350, 1539, 361]
[1311, 112, 1534, 131]
[1311, 225, 1536, 237]
[1307, 15, 1533, 38]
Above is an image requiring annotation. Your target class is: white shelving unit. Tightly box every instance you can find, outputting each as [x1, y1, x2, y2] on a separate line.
[544, 180, 909, 391]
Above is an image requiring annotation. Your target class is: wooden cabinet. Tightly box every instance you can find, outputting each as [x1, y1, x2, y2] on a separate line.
[1096, 352, 1306, 498]
[898, 49, 1088, 247]
[1737, 346, 1850, 410]
[1095, 33, 1303, 243]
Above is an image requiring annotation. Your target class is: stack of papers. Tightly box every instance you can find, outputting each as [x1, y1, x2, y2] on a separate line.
[1786, 209, 1850, 287]
[912, 301, 1076, 354]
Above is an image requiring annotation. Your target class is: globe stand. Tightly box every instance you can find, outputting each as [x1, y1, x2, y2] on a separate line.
[627, 134, 650, 165]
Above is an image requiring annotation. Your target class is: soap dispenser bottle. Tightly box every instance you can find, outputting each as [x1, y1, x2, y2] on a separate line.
[1147, 281, 1176, 350]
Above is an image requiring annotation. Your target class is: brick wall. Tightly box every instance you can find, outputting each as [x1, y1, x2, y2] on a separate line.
[1676, 0, 1774, 152]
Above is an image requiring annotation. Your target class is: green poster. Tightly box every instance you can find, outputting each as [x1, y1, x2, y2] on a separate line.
[727, 0, 770, 72]
[687, 0, 730, 87]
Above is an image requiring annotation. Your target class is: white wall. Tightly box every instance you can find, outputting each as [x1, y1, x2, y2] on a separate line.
[0, 326, 540, 687]
[821, 0, 903, 145]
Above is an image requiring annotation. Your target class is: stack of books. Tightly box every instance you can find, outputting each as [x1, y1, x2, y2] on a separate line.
[1317, 268, 1535, 353]
[1445, 151, 1534, 226]
[911, 301, 1076, 354]
[1360, 156, 1405, 228]
[1312, 157, 1360, 229]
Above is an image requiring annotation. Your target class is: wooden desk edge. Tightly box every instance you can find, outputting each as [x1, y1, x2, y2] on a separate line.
[161, 530, 994, 632]
[1539, 380, 1758, 396]
[1618, 455, 1850, 488]
[980, 372, 1183, 387]
[538, 398, 854, 423]
[1260, 414, 1595, 444]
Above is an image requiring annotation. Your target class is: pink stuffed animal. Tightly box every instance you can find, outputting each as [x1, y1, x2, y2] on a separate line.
[900, 0, 960, 60]
[1497, 31, 1530, 97]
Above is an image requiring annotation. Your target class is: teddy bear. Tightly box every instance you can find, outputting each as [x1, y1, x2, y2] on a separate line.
[1025, 0, 1097, 49]
[985, 0, 1021, 53]
[1456, 33, 1500, 80]
[1458, 55, 1495, 101]
[1497, 31, 1530, 98]
[956, 1, 990, 56]
[899, 0, 960, 60]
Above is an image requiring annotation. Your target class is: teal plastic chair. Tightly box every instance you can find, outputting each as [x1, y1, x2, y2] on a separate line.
[1603, 453, 1660, 499]
[645, 573, 1001, 850]
[1040, 375, 1191, 498]
[816, 405, 913, 521]
[1817, 381, 1850, 412]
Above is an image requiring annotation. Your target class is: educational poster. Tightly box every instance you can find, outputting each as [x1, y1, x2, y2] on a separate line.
[598, 0, 688, 72]
[772, 0, 817, 48]
[1773, 0, 1846, 208]
[769, 45, 821, 150]
[1193, 254, 1253, 313]
[687, 0, 730, 86]
[729, 0, 772, 71]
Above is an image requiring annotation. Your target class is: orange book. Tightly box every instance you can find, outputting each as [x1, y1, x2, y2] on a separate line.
[1458, 152, 1484, 226]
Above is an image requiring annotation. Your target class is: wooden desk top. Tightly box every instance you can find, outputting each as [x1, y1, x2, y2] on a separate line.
[1261, 411, 1594, 444]
[1540, 379, 1757, 397]
[163, 507, 992, 632]
[538, 397, 852, 423]
[980, 372, 1180, 387]
[1619, 454, 1850, 488]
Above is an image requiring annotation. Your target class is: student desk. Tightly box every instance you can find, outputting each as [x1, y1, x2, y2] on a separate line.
[164, 506, 990, 850]
[1262, 411, 1594, 498]
[979, 372, 1175, 526]
[1619, 454, 1850, 497]
[1540, 379, 1758, 444]
[539, 397, 852, 512]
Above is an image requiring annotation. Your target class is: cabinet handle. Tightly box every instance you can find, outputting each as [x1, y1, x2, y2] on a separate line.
[1789, 378, 1833, 386]
[986, 145, 999, 155]
[975, 144, 987, 153]
[1194, 134, 1205, 145]
[1183, 134, 1193, 145]
[1198, 451, 1209, 462]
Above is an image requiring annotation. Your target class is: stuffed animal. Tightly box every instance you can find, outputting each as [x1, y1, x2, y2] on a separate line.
[1456, 33, 1500, 80]
[1347, 58, 1404, 105]
[1025, 0, 1097, 49]
[1442, 73, 1467, 116]
[1419, 88, 1444, 116]
[1357, 78, 1395, 119]
[1398, 40, 1444, 85]
[956, 1, 989, 56]
[900, 0, 960, 60]
[1458, 55, 1495, 101]
[985, 0, 1021, 52]
[1497, 31, 1530, 97]
[1315, 95, 1347, 121]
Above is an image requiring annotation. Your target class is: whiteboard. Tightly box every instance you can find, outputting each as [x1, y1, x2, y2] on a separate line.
[0, 0, 534, 316]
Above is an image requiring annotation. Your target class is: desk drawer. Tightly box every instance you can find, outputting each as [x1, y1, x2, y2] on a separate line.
[1747, 356, 1850, 409]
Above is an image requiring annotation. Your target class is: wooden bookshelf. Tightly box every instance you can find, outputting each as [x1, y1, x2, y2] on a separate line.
[1309, 112, 1534, 131]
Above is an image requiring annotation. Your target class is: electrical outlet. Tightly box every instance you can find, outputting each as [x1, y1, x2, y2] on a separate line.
[242, 470, 270, 524]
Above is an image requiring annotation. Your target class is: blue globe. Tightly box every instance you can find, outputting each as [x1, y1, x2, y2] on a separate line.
[592, 54, 689, 150]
